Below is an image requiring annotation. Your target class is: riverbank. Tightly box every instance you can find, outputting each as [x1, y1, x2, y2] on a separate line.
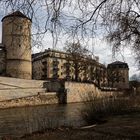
[7, 111, 140, 140]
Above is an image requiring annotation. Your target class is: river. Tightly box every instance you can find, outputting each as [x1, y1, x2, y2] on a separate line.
[0, 103, 86, 137]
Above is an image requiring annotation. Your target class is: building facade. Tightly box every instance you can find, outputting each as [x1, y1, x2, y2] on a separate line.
[32, 49, 107, 87]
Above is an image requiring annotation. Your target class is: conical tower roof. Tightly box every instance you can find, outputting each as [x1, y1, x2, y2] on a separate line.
[107, 61, 129, 68]
[1, 11, 31, 22]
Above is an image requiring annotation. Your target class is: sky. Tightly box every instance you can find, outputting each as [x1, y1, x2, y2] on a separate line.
[0, 10, 139, 78]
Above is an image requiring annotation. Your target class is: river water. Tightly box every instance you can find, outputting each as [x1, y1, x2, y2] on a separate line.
[0, 103, 86, 137]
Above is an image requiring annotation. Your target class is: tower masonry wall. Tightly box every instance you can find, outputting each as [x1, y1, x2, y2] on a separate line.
[0, 49, 6, 75]
[2, 15, 32, 79]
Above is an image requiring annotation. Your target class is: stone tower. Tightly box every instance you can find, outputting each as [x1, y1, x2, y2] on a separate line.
[2, 11, 32, 79]
[107, 61, 129, 89]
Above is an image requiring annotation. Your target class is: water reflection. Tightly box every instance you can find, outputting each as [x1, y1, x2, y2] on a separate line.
[0, 103, 85, 137]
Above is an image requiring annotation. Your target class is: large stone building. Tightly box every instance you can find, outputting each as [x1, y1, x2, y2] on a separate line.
[0, 11, 32, 79]
[32, 49, 107, 87]
[32, 49, 129, 89]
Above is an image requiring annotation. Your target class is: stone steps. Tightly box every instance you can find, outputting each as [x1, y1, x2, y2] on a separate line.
[0, 76, 48, 88]
[0, 76, 52, 102]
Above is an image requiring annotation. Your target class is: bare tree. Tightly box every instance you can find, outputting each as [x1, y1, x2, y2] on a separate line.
[107, 69, 124, 87]
[64, 41, 89, 81]
[1, 0, 140, 60]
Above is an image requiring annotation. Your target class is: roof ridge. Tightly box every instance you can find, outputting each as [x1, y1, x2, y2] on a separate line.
[110, 61, 127, 64]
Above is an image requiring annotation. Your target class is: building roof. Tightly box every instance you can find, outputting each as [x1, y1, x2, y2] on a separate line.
[32, 49, 105, 68]
[1, 11, 31, 22]
[107, 61, 129, 69]
[109, 61, 127, 65]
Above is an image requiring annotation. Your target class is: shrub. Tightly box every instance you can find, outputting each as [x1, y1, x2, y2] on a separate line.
[81, 96, 132, 125]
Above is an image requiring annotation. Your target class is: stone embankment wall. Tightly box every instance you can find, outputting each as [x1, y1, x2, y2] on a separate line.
[0, 93, 58, 109]
[0, 76, 124, 108]
[65, 82, 123, 103]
